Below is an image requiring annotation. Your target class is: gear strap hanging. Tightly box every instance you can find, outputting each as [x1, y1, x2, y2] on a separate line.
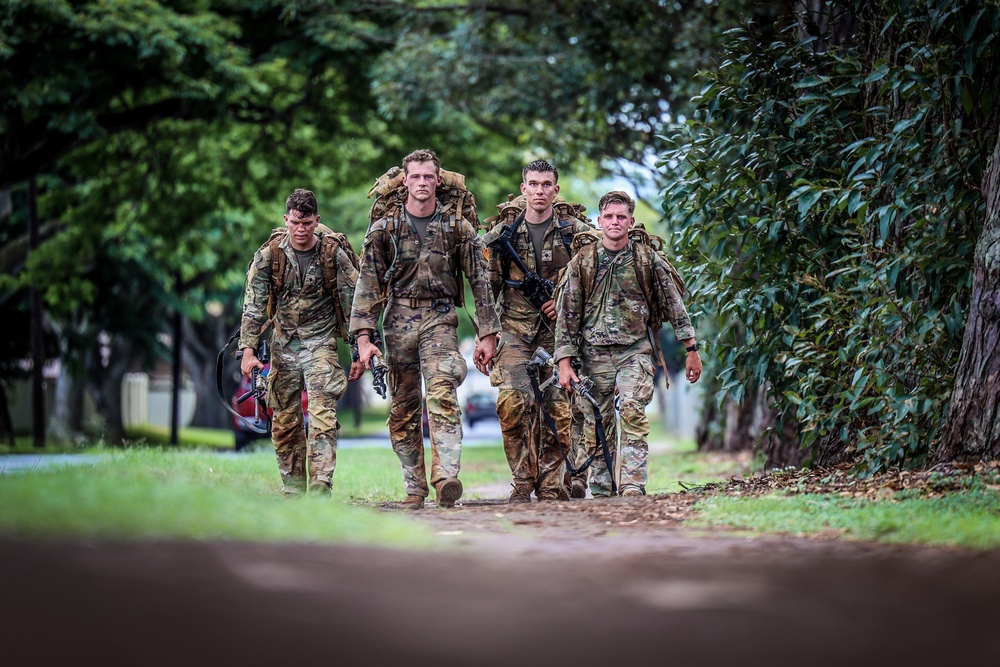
[215, 331, 270, 435]
[526, 361, 617, 495]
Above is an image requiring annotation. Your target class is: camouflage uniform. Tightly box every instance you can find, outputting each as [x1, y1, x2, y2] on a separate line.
[350, 203, 500, 500]
[482, 213, 592, 500]
[554, 240, 695, 496]
[239, 229, 359, 494]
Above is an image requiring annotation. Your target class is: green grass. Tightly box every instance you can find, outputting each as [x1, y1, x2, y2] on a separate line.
[119, 407, 393, 449]
[124, 424, 236, 449]
[3, 436, 95, 454]
[646, 437, 748, 493]
[0, 447, 431, 547]
[7, 435, 996, 550]
[692, 486, 1000, 549]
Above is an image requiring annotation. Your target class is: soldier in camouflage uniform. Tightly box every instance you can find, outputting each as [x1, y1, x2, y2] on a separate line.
[554, 191, 703, 497]
[482, 160, 593, 503]
[351, 149, 501, 510]
[240, 189, 364, 496]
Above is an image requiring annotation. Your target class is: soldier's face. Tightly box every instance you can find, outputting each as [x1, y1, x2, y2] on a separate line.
[284, 209, 320, 251]
[520, 170, 559, 215]
[403, 161, 440, 203]
[598, 203, 634, 242]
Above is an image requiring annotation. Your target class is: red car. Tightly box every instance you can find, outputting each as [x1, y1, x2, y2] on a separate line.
[231, 366, 308, 451]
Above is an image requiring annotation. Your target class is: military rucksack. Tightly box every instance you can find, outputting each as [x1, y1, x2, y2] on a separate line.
[482, 193, 594, 290]
[556, 224, 685, 327]
[366, 166, 476, 307]
[481, 193, 591, 250]
[265, 223, 360, 340]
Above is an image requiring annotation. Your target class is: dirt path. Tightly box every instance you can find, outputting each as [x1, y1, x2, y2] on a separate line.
[3, 491, 999, 666]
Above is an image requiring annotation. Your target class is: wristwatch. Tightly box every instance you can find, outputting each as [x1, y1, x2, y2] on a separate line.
[685, 343, 700, 353]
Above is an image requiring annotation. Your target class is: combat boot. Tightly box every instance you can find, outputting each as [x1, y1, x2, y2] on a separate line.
[400, 495, 425, 510]
[435, 477, 463, 508]
[508, 484, 532, 504]
[620, 486, 645, 497]
[308, 480, 332, 495]
[570, 478, 588, 499]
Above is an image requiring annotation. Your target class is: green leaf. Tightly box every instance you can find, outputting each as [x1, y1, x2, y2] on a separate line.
[796, 189, 824, 218]
[847, 189, 864, 215]
[864, 64, 890, 83]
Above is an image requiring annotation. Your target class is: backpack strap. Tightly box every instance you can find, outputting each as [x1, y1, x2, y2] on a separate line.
[630, 241, 658, 324]
[266, 232, 288, 329]
[555, 215, 576, 253]
[267, 227, 358, 341]
[498, 211, 526, 285]
[317, 231, 360, 341]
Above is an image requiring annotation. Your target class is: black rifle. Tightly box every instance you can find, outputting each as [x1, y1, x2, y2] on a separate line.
[488, 220, 554, 309]
[354, 330, 388, 399]
[526, 347, 617, 495]
[234, 340, 270, 431]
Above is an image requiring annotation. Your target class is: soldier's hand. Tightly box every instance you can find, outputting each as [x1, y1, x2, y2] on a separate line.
[540, 299, 557, 320]
[686, 351, 703, 384]
[473, 334, 497, 375]
[356, 334, 382, 367]
[348, 360, 365, 382]
[558, 357, 578, 391]
[240, 348, 264, 377]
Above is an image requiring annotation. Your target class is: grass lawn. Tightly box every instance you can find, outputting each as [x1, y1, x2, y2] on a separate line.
[0, 447, 432, 547]
[0, 421, 745, 546]
[8, 417, 996, 549]
[693, 485, 1000, 549]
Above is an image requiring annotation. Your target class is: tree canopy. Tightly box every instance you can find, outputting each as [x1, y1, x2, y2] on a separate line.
[4, 0, 778, 441]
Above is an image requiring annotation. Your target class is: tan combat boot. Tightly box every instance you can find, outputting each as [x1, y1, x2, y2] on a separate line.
[570, 478, 588, 499]
[435, 477, 463, 508]
[400, 495, 425, 510]
[508, 484, 532, 504]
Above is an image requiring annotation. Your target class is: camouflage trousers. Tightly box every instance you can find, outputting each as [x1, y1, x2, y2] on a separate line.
[576, 339, 655, 496]
[267, 338, 346, 494]
[384, 301, 467, 498]
[491, 332, 570, 499]
[568, 405, 589, 489]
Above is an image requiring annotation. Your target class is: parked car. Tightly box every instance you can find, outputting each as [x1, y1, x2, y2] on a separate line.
[231, 366, 308, 451]
[464, 392, 498, 426]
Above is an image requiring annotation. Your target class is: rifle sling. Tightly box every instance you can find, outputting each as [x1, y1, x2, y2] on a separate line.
[526, 368, 618, 494]
[493, 215, 552, 309]
[215, 331, 270, 435]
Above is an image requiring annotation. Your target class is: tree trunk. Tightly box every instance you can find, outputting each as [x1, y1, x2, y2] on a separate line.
[88, 335, 133, 444]
[27, 175, 45, 448]
[184, 313, 232, 430]
[338, 379, 364, 429]
[0, 383, 15, 448]
[935, 128, 1000, 462]
[170, 304, 182, 446]
[698, 381, 807, 469]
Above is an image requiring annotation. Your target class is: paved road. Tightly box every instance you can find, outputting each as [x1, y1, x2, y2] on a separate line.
[0, 453, 105, 472]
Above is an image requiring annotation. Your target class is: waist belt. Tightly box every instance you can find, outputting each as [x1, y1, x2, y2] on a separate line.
[392, 296, 452, 312]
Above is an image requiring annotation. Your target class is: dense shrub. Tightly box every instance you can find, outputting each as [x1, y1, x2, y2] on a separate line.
[662, 0, 1000, 474]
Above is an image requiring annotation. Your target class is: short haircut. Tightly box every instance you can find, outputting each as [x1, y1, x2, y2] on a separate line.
[402, 148, 441, 175]
[286, 189, 318, 217]
[598, 190, 635, 216]
[522, 159, 558, 184]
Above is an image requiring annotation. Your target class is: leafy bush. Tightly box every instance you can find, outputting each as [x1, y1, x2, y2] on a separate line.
[661, 0, 999, 473]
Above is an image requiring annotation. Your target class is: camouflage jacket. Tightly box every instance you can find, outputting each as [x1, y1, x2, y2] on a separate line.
[349, 202, 501, 337]
[482, 212, 593, 343]
[554, 240, 695, 362]
[239, 230, 359, 351]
